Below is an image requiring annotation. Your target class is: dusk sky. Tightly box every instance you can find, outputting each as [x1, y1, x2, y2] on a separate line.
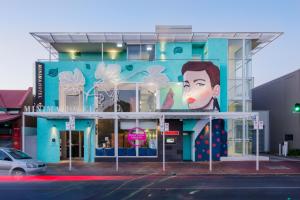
[0, 0, 299, 89]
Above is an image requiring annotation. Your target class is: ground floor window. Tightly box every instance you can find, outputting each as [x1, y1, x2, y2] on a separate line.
[95, 119, 158, 157]
[227, 119, 253, 156]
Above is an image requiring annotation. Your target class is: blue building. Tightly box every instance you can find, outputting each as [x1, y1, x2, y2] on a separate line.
[24, 26, 281, 166]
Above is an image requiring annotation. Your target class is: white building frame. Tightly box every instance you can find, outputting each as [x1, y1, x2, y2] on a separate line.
[22, 111, 261, 172]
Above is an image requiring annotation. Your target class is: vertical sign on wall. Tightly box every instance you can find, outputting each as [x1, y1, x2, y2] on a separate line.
[35, 62, 45, 106]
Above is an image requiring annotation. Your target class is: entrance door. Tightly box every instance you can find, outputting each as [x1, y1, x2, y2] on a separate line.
[60, 131, 84, 160]
[183, 132, 192, 161]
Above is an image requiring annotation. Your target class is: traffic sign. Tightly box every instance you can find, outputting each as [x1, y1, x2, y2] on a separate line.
[259, 121, 264, 130]
[253, 120, 263, 130]
[164, 123, 169, 131]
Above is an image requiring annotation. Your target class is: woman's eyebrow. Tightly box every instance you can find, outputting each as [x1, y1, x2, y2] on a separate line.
[184, 80, 190, 84]
[193, 79, 205, 83]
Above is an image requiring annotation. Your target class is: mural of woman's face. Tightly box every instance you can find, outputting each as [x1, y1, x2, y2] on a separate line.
[183, 70, 220, 110]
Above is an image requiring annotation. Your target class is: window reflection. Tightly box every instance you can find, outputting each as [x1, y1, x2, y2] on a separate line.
[117, 84, 136, 112]
[139, 87, 156, 112]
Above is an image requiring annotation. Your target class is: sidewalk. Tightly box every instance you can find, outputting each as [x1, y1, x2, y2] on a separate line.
[46, 159, 300, 176]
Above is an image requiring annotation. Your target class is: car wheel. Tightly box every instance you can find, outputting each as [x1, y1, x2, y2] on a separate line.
[11, 169, 26, 176]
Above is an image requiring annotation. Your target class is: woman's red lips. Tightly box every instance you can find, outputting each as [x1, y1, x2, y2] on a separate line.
[187, 97, 196, 104]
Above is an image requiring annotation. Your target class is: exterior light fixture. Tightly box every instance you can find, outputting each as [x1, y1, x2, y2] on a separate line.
[69, 50, 78, 60]
[117, 43, 123, 48]
[108, 49, 118, 60]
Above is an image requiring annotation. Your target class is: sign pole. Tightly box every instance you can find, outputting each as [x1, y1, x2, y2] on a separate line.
[256, 115, 260, 171]
[69, 116, 72, 171]
[162, 115, 165, 172]
[114, 116, 119, 171]
[22, 114, 25, 152]
[209, 115, 212, 172]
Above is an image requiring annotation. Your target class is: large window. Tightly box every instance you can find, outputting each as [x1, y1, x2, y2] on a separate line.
[128, 44, 155, 60]
[96, 119, 115, 156]
[59, 86, 83, 112]
[117, 84, 136, 112]
[139, 87, 156, 112]
[95, 119, 158, 157]
[127, 45, 140, 60]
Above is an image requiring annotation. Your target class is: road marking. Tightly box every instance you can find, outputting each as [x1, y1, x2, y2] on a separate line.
[189, 190, 199, 194]
[121, 175, 177, 200]
[101, 172, 158, 198]
[117, 186, 300, 190]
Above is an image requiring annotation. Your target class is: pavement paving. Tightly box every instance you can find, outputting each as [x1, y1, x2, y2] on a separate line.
[45, 159, 300, 176]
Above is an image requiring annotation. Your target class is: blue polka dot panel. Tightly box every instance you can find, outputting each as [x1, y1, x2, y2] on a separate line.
[195, 119, 227, 161]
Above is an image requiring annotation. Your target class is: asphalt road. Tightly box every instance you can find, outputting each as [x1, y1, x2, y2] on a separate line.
[0, 174, 299, 200]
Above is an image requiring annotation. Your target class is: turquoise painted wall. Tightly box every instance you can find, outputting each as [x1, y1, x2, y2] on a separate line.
[205, 39, 228, 112]
[155, 42, 192, 60]
[44, 60, 198, 109]
[37, 118, 95, 163]
[38, 40, 229, 162]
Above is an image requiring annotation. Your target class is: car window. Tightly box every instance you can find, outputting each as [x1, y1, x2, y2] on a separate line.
[0, 150, 11, 161]
[6, 149, 32, 159]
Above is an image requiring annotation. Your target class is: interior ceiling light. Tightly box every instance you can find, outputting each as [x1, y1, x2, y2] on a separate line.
[117, 43, 123, 48]
[146, 46, 152, 51]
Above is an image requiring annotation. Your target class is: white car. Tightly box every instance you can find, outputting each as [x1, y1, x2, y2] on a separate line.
[0, 148, 46, 176]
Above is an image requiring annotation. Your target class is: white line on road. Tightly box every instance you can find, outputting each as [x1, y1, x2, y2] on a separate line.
[118, 186, 300, 190]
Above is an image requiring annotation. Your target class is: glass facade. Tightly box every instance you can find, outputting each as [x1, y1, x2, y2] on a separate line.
[227, 39, 253, 156]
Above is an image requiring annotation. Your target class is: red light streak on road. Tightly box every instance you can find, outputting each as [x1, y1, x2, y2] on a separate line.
[0, 175, 133, 182]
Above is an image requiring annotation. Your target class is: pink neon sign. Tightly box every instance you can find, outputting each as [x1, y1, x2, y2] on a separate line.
[127, 127, 147, 147]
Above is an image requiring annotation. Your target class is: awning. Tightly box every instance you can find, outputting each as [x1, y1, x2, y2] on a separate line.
[23, 111, 258, 120]
[0, 114, 20, 123]
[30, 31, 283, 58]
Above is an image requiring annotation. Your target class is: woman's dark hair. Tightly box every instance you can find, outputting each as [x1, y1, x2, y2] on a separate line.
[181, 61, 220, 88]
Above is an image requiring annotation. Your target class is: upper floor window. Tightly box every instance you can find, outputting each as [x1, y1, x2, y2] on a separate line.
[58, 68, 85, 112]
[127, 44, 155, 61]
[59, 87, 83, 112]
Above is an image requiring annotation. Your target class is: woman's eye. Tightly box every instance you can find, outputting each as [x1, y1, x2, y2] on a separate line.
[196, 83, 204, 86]
[183, 84, 190, 88]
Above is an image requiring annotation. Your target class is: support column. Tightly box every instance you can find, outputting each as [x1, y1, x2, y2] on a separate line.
[69, 116, 72, 171]
[136, 83, 139, 112]
[135, 119, 139, 156]
[22, 114, 25, 152]
[114, 116, 119, 171]
[162, 115, 165, 171]
[114, 85, 119, 171]
[242, 119, 246, 156]
[135, 83, 139, 156]
[242, 39, 246, 156]
[101, 42, 103, 62]
[156, 88, 160, 110]
[209, 115, 212, 172]
[256, 114, 260, 171]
